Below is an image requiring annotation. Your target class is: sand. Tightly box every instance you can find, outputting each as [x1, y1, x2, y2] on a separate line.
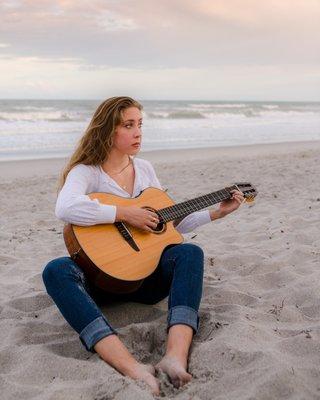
[0, 141, 320, 399]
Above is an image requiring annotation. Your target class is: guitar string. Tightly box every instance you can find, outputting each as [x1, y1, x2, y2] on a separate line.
[158, 185, 254, 223]
[159, 187, 235, 223]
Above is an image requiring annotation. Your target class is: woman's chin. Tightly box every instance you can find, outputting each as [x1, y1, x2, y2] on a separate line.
[130, 146, 141, 154]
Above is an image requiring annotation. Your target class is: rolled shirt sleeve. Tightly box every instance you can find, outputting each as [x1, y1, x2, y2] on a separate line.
[174, 209, 212, 234]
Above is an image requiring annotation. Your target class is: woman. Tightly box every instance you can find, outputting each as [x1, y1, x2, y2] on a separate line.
[43, 96, 244, 395]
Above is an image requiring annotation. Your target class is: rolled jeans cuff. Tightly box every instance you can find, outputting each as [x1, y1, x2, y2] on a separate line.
[79, 316, 118, 352]
[167, 305, 199, 334]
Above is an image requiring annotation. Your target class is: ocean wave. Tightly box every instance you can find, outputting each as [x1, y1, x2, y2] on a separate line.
[0, 111, 85, 122]
[190, 103, 248, 108]
[262, 105, 279, 110]
[154, 111, 206, 119]
[11, 106, 56, 112]
[47, 113, 75, 122]
[146, 110, 206, 119]
[146, 112, 167, 119]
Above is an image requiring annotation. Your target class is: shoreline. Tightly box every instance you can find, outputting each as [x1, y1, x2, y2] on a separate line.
[1, 139, 319, 181]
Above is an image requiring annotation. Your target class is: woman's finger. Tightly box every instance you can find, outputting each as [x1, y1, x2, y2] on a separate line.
[144, 224, 153, 232]
[146, 219, 158, 229]
[234, 195, 244, 204]
[233, 191, 243, 197]
[151, 212, 159, 222]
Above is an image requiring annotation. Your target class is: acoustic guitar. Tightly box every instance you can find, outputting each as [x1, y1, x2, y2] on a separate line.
[63, 183, 257, 294]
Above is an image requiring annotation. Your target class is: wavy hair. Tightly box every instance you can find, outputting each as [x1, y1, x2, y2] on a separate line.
[57, 96, 143, 192]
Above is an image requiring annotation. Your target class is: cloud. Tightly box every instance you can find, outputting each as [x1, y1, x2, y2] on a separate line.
[0, 0, 319, 68]
[96, 10, 139, 31]
[1, 0, 23, 9]
[0, 1, 319, 99]
[0, 54, 318, 100]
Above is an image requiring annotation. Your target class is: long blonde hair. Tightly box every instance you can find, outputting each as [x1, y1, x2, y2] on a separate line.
[57, 96, 143, 192]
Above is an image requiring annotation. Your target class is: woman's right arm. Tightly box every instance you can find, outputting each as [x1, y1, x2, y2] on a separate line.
[55, 165, 117, 226]
[115, 206, 159, 232]
[56, 164, 159, 230]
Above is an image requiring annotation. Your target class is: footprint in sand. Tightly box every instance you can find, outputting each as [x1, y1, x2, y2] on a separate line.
[27, 273, 45, 291]
[204, 289, 260, 307]
[194, 310, 229, 343]
[101, 302, 166, 328]
[46, 340, 92, 360]
[13, 321, 72, 346]
[121, 322, 166, 363]
[6, 293, 52, 312]
[0, 254, 19, 266]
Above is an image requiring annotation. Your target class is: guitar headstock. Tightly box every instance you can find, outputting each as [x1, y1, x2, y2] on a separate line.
[228, 182, 258, 203]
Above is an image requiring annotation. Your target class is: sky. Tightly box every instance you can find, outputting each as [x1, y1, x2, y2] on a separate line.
[0, 0, 319, 101]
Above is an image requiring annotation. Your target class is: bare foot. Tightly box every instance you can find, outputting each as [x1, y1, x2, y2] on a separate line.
[155, 355, 192, 388]
[126, 362, 160, 395]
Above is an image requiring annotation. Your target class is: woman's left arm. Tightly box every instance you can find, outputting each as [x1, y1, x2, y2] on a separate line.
[210, 190, 245, 221]
[147, 160, 244, 231]
[173, 189, 244, 232]
[209, 189, 245, 221]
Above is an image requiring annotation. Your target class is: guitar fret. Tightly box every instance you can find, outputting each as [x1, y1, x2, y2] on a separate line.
[159, 187, 234, 222]
[202, 195, 212, 206]
[160, 209, 170, 221]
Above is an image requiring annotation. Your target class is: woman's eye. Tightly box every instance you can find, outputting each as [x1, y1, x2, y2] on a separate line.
[124, 123, 143, 128]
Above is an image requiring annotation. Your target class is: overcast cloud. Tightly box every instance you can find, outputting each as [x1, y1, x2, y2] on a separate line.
[0, 0, 319, 100]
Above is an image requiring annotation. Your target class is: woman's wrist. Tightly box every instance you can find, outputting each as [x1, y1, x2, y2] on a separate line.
[209, 209, 225, 221]
[115, 206, 127, 222]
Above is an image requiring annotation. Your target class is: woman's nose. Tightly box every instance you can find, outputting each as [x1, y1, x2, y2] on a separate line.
[134, 126, 142, 136]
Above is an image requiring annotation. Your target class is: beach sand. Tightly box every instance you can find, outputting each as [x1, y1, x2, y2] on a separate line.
[1, 141, 320, 399]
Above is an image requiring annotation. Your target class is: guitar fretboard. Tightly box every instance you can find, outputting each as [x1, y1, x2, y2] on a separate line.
[157, 186, 236, 223]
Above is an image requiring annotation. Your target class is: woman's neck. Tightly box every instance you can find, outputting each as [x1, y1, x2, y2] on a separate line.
[102, 151, 132, 173]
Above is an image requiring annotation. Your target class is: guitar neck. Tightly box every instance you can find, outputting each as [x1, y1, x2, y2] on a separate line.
[158, 185, 236, 223]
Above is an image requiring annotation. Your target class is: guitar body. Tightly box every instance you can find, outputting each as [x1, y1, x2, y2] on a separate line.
[63, 187, 184, 294]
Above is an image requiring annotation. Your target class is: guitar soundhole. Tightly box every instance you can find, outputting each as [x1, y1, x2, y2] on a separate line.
[142, 206, 166, 234]
[152, 221, 165, 233]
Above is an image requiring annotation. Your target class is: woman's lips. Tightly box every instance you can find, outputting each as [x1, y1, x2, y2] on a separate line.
[132, 143, 140, 147]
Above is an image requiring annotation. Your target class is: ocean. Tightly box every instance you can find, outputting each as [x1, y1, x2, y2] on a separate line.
[0, 99, 319, 161]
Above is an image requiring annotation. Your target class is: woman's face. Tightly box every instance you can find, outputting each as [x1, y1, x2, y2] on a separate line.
[113, 106, 143, 155]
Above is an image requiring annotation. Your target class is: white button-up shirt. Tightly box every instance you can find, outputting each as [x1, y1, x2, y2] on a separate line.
[55, 157, 211, 234]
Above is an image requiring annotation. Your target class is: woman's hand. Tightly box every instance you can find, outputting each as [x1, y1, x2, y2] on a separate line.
[210, 189, 245, 220]
[115, 206, 159, 232]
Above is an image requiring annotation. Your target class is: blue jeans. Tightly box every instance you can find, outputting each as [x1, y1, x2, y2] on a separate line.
[42, 243, 204, 352]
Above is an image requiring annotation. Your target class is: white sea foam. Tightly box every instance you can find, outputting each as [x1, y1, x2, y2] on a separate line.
[0, 100, 319, 161]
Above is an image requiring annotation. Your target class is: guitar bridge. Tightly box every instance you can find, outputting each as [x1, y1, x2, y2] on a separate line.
[114, 222, 140, 252]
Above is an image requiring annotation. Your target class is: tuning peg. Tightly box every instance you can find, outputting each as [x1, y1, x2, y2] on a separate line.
[245, 195, 255, 203]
